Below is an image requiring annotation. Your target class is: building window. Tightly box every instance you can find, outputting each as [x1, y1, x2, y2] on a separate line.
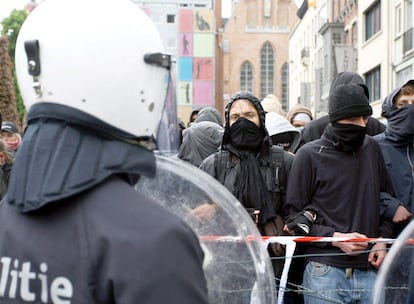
[365, 1, 381, 41]
[403, 0, 414, 52]
[396, 66, 413, 85]
[365, 66, 381, 102]
[406, 0, 413, 30]
[332, 32, 342, 44]
[260, 42, 275, 98]
[344, 30, 349, 45]
[167, 14, 175, 24]
[352, 23, 358, 48]
[281, 62, 289, 112]
[240, 61, 253, 92]
[395, 4, 402, 36]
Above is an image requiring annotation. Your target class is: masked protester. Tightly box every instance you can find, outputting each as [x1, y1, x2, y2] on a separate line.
[0, 122, 22, 152]
[193, 91, 293, 302]
[374, 79, 414, 236]
[0, 0, 208, 303]
[284, 75, 396, 304]
[265, 112, 301, 153]
[0, 140, 13, 200]
[296, 72, 386, 152]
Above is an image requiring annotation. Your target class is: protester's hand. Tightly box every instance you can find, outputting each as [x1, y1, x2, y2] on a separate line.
[332, 232, 369, 255]
[393, 205, 412, 224]
[284, 209, 317, 235]
[283, 224, 296, 235]
[188, 203, 217, 222]
[368, 242, 387, 269]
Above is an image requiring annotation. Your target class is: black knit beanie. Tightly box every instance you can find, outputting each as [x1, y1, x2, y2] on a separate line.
[328, 84, 372, 123]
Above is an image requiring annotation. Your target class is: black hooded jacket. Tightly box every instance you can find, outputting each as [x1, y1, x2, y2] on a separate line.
[374, 79, 414, 217]
[285, 77, 395, 268]
[286, 132, 395, 268]
[200, 91, 293, 222]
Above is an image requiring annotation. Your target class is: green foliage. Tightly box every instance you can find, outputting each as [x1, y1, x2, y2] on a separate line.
[13, 71, 25, 122]
[1, 9, 28, 122]
[1, 9, 28, 63]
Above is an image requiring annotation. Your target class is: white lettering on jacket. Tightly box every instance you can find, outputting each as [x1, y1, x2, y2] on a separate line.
[0, 257, 73, 303]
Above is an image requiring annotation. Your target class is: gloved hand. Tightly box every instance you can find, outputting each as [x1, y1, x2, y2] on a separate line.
[285, 207, 318, 235]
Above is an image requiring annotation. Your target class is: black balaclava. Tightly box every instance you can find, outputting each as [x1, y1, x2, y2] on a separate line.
[386, 105, 414, 145]
[271, 133, 296, 151]
[326, 84, 372, 152]
[221, 91, 276, 224]
[229, 117, 264, 150]
[330, 122, 367, 152]
[382, 79, 414, 145]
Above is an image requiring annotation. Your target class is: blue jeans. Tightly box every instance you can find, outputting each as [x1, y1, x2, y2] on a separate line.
[303, 261, 377, 304]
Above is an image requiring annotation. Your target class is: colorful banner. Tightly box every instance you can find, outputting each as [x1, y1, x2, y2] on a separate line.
[193, 58, 213, 80]
[179, 9, 214, 107]
[193, 81, 213, 106]
[178, 82, 193, 105]
[179, 33, 193, 57]
[178, 57, 193, 81]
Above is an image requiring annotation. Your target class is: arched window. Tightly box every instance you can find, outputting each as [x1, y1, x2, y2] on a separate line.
[240, 61, 253, 92]
[260, 42, 274, 98]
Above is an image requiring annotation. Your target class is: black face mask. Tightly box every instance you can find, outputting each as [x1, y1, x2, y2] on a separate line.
[271, 133, 295, 151]
[331, 122, 366, 152]
[387, 105, 414, 144]
[230, 117, 264, 150]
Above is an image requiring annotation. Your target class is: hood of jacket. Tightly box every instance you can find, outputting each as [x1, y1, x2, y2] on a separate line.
[382, 79, 414, 118]
[177, 121, 223, 166]
[222, 91, 272, 154]
[7, 103, 156, 213]
[265, 112, 301, 152]
[194, 106, 223, 126]
[330, 71, 370, 99]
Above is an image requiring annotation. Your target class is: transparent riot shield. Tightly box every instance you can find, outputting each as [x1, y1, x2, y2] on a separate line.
[372, 220, 414, 303]
[135, 155, 277, 304]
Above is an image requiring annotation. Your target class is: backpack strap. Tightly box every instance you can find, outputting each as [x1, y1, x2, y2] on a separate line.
[270, 145, 286, 195]
[214, 150, 230, 185]
[215, 146, 286, 195]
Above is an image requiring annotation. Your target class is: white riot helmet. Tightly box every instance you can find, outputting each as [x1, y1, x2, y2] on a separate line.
[15, 0, 178, 151]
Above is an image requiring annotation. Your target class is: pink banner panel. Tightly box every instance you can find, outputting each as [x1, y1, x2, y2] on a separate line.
[179, 33, 193, 57]
[193, 58, 213, 80]
[179, 10, 193, 32]
[193, 81, 213, 106]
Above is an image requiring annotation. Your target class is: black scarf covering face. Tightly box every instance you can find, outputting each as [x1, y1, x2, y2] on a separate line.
[386, 105, 414, 145]
[328, 122, 366, 152]
[229, 117, 264, 149]
[226, 145, 277, 225]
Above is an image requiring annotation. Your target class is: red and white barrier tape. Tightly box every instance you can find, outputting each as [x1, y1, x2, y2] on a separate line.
[199, 235, 396, 244]
[199, 234, 397, 304]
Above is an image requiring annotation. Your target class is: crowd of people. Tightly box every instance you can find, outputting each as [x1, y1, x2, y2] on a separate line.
[0, 0, 413, 303]
[178, 73, 413, 303]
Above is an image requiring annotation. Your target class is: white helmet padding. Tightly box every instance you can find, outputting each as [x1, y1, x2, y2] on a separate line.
[15, 0, 173, 141]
